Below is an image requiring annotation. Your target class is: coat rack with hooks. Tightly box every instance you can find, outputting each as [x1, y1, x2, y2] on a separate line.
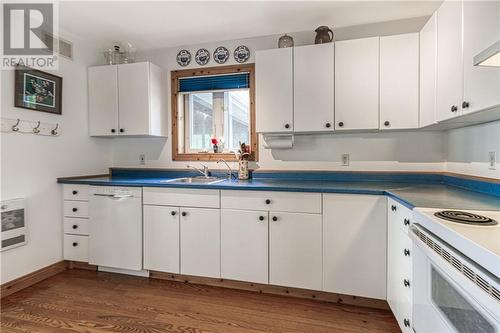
[1, 117, 61, 136]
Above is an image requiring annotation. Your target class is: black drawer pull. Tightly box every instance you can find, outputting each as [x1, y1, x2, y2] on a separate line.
[259, 216, 265, 221]
[404, 319, 410, 327]
[404, 218, 410, 226]
[72, 207, 78, 212]
[72, 190, 78, 195]
[72, 225, 78, 229]
[272, 216, 278, 222]
[391, 205, 397, 211]
[181, 212, 187, 217]
[171, 211, 177, 216]
[404, 249, 410, 256]
[404, 279, 410, 287]
[72, 242, 78, 247]
[265, 199, 271, 205]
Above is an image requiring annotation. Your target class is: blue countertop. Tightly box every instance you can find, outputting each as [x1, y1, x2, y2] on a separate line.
[58, 170, 500, 211]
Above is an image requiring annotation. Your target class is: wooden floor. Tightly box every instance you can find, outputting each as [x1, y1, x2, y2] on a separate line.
[1, 269, 400, 333]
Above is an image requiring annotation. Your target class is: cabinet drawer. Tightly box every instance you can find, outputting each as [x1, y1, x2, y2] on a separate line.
[143, 187, 220, 208]
[221, 190, 321, 214]
[63, 184, 89, 201]
[64, 218, 89, 235]
[64, 201, 89, 218]
[387, 198, 412, 234]
[64, 235, 88, 262]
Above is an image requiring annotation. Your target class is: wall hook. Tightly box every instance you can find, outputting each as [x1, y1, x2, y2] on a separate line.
[12, 119, 20, 132]
[33, 121, 41, 134]
[51, 123, 59, 135]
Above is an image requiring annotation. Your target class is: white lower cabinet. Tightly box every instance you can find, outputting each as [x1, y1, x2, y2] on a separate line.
[221, 209, 268, 284]
[387, 197, 413, 332]
[64, 234, 89, 262]
[143, 205, 180, 273]
[269, 212, 322, 290]
[180, 207, 220, 278]
[322, 194, 387, 299]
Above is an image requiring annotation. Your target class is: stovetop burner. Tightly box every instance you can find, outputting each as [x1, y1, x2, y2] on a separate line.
[434, 210, 498, 226]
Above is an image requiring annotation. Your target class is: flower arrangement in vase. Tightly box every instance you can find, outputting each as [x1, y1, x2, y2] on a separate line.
[211, 137, 219, 153]
[235, 142, 251, 180]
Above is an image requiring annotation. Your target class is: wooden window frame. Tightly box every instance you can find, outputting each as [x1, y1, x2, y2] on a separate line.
[171, 64, 257, 162]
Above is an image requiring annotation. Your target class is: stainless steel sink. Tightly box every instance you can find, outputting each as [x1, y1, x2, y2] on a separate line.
[160, 176, 226, 185]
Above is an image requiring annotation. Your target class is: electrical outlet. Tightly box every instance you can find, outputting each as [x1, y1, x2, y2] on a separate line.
[489, 152, 496, 170]
[139, 154, 146, 165]
[341, 154, 349, 166]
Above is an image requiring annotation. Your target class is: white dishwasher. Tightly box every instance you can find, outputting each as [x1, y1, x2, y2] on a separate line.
[89, 186, 143, 271]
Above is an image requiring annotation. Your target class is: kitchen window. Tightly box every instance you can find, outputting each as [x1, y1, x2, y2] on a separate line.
[171, 64, 257, 161]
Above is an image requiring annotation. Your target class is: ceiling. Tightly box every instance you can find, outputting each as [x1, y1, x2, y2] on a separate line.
[59, 1, 442, 51]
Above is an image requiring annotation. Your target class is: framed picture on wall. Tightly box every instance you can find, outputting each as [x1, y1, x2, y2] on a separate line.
[14, 66, 62, 115]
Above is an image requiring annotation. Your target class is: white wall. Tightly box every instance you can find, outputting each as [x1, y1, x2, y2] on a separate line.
[0, 32, 113, 283]
[446, 121, 500, 179]
[112, 32, 446, 172]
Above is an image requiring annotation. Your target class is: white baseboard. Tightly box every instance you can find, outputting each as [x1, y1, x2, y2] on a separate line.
[98, 266, 149, 277]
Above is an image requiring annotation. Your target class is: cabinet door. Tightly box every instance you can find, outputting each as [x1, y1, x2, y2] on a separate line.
[88, 65, 119, 136]
[462, 1, 500, 114]
[419, 14, 437, 127]
[436, 0, 463, 121]
[143, 205, 180, 273]
[221, 209, 268, 284]
[380, 33, 419, 130]
[269, 212, 322, 290]
[180, 207, 220, 278]
[294, 43, 334, 132]
[335, 37, 379, 130]
[256, 48, 293, 133]
[387, 198, 402, 316]
[323, 194, 386, 299]
[118, 62, 151, 135]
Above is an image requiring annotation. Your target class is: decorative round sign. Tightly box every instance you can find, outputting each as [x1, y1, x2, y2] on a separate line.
[195, 48, 210, 66]
[176, 49, 191, 67]
[233, 45, 250, 63]
[213, 46, 229, 64]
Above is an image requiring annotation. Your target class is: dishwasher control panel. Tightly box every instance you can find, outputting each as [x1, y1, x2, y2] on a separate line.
[90, 186, 142, 197]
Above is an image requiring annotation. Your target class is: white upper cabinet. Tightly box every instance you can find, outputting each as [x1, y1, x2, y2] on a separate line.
[88, 62, 167, 137]
[294, 43, 335, 132]
[380, 33, 419, 130]
[419, 13, 438, 127]
[88, 65, 119, 136]
[462, 1, 500, 114]
[436, 0, 464, 121]
[335, 37, 380, 131]
[256, 48, 293, 133]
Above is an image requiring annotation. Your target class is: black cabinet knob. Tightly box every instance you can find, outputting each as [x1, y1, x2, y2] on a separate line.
[384, 121, 390, 127]
[284, 124, 290, 129]
[119, 128, 124, 133]
[265, 199, 271, 205]
[72, 225, 78, 229]
[462, 101, 470, 109]
[391, 205, 397, 212]
[181, 212, 187, 217]
[325, 122, 331, 128]
[72, 207, 78, 212]
[111, 129, 116, 133]
[404, 249, 410, 256]
[259, 216, 265, 221]
[272, 216, 278, 222]
[404, 279, 410, 287]
[72, 242, 78, 247]
[72, 190, 78, 195]
[171, 211, 177, 216]
[404, 319, 410, 327]
[451, 105, 458, 112]
[404, 218, 410, 226]
[338, 122, 344, 127]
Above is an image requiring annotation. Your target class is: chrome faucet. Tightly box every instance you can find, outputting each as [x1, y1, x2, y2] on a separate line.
[217, 159, 233, 180]
[187, 164, 209, 177]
